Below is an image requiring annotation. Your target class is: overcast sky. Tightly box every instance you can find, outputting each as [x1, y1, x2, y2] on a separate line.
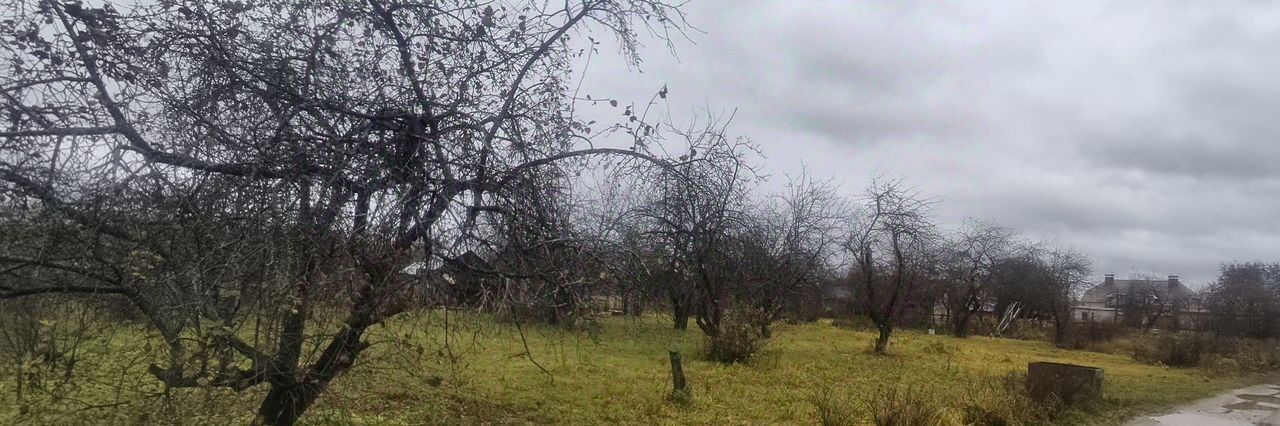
[574, 0, 1280, 287]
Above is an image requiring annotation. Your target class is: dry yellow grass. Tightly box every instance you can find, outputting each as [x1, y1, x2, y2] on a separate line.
[2, 312, 1275, 425]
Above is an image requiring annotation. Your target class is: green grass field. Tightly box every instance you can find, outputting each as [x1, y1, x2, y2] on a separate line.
[2, 312, 1275, 425]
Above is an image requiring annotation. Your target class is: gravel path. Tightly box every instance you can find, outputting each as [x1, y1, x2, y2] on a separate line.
[1124, 383, 1280, 426]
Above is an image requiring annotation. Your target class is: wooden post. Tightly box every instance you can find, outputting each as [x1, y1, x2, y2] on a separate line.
[669, 351, 687, 394]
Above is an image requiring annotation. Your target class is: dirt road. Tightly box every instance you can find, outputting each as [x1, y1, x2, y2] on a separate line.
[1124, 383, 1280, 426]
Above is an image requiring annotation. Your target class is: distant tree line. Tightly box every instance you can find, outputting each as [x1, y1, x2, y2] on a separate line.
[1203, 262, 1280, 338]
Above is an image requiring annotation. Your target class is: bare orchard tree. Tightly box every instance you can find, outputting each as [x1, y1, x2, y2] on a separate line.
[574, 171, 662, 317]
[473, 165, 589, 326]
[988, 245, 1052, 326]
[0, 1, 697, 424]
[1116, 274, 1183, 331]
[1041, 244, 1093, 346]
[1203, 262, 1280, 338]
[638, 119, 759, 335]
[941, 219, 1014, 337]
[738, 171, 846, 334]
[844, 177, 936, 355]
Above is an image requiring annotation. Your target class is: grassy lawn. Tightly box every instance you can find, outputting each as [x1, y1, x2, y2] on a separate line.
[2, 312, 1275, 425]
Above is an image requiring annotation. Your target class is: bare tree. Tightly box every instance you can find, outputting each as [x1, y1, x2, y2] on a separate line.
[941, 220, 1014, 337]
[0, 1, 698, 424]
[572, 170, 658, 317]
[1204, 262, 1280, 338]
[739, 171, 846, 334]
[637, 120, 759, 336]
[844, 177, 935, 355]
[1116, 274, 1188, 331]
[1041, 245, 1093, 346]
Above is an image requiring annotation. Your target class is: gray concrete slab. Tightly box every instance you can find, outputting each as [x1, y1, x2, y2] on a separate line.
[1124, 384, 1280, 426]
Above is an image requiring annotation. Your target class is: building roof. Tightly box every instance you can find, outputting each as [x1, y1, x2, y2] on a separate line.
[1080, 276, 1196, 305]
[401, 250, 491, 276]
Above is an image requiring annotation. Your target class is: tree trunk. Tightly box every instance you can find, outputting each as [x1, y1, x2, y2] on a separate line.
[624, 293, 643, 317]
[874, 323, 892, 355]
[695, 312, 720, 337]
[951, 311, 972, 338]
[669, 351, 687, 394]
[255, 318, 372, 425]
[672, 303, 689, 330]
[256, 382, 310, 426]
[1052, 317, 1069, 347]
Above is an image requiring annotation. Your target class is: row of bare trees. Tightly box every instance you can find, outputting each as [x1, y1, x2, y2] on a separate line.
[0, 0, 1108, 423]
[571, 169, 1096, 355]
[832, 179, 1093, 353]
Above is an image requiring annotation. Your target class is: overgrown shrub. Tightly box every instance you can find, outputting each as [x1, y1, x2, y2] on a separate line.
[806, 373, 1062, 426]
[1003, 320, 1052, 342]
[1209, 339, 1280, 371]
[1059, 321, 1125, 350]
[862, 384, 958, 426]
[495, 302, 587, 328]
[922, 340, 958, 356]
[0, 300, 96, 414]
[785, 309, 822, 325]
[669, 386, 694, 407]
[832, 315, 876, 331]
[811, 385, 857, 426]
[1132, 332, 1210, 367]
[1130, 332, 1280, 371]
[957, 372, 1053, 426]
[704, 307, 770, 363]
[1082, 335, 1139, 356]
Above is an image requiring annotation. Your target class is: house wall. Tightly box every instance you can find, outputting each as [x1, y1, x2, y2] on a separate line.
[1070, 303, 1212, 331]
[1071, 302, 1117, 322]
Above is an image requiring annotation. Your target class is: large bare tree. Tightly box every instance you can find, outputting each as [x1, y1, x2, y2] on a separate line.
[738, 171, 845, 334]
[638, 119, 758, 335]
[1042, 245, 1093, 346]
[844, 177, 935, 355]
[1204, 262, 1280, 338]
[0, 0, 701, 423]
[941, 219, 1014, 337]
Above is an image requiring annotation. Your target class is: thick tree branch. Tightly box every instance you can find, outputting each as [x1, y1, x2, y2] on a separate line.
[0, 284, 130, 299]
[0, 126, 121, 137]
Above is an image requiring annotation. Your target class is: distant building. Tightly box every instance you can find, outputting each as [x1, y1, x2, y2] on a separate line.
[822, 283, 853, 317]
[401, 251, 494, 306]
[1072, 274, 1205, 329]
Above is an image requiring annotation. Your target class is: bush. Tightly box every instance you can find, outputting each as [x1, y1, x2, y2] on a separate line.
[1083, 336, 1139, 356]
[957, 372, 1052, 426]
[831, 315, 876, 331]
[669, 386, 694, 407]
[0, 300, 95, 414]
[1217, 339, 1280, 370]
[1197, 337, 1280, 372]
[1059, 321, 1125, 350]
[1003, 320, 1052, 342]
[704, 307, 770, 363]
[811, 385, 857, 426]
[862, 384, 958, 426]
[1133, 332, 1210, 367]
[810, 374, 1058, 426]
[1132, 333, 1280, 371]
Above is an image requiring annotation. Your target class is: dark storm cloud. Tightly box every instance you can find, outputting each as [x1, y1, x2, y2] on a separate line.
[576, 0, 1280, 285]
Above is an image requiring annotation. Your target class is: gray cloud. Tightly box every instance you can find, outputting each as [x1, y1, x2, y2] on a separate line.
[576, 0, 1280, 286]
